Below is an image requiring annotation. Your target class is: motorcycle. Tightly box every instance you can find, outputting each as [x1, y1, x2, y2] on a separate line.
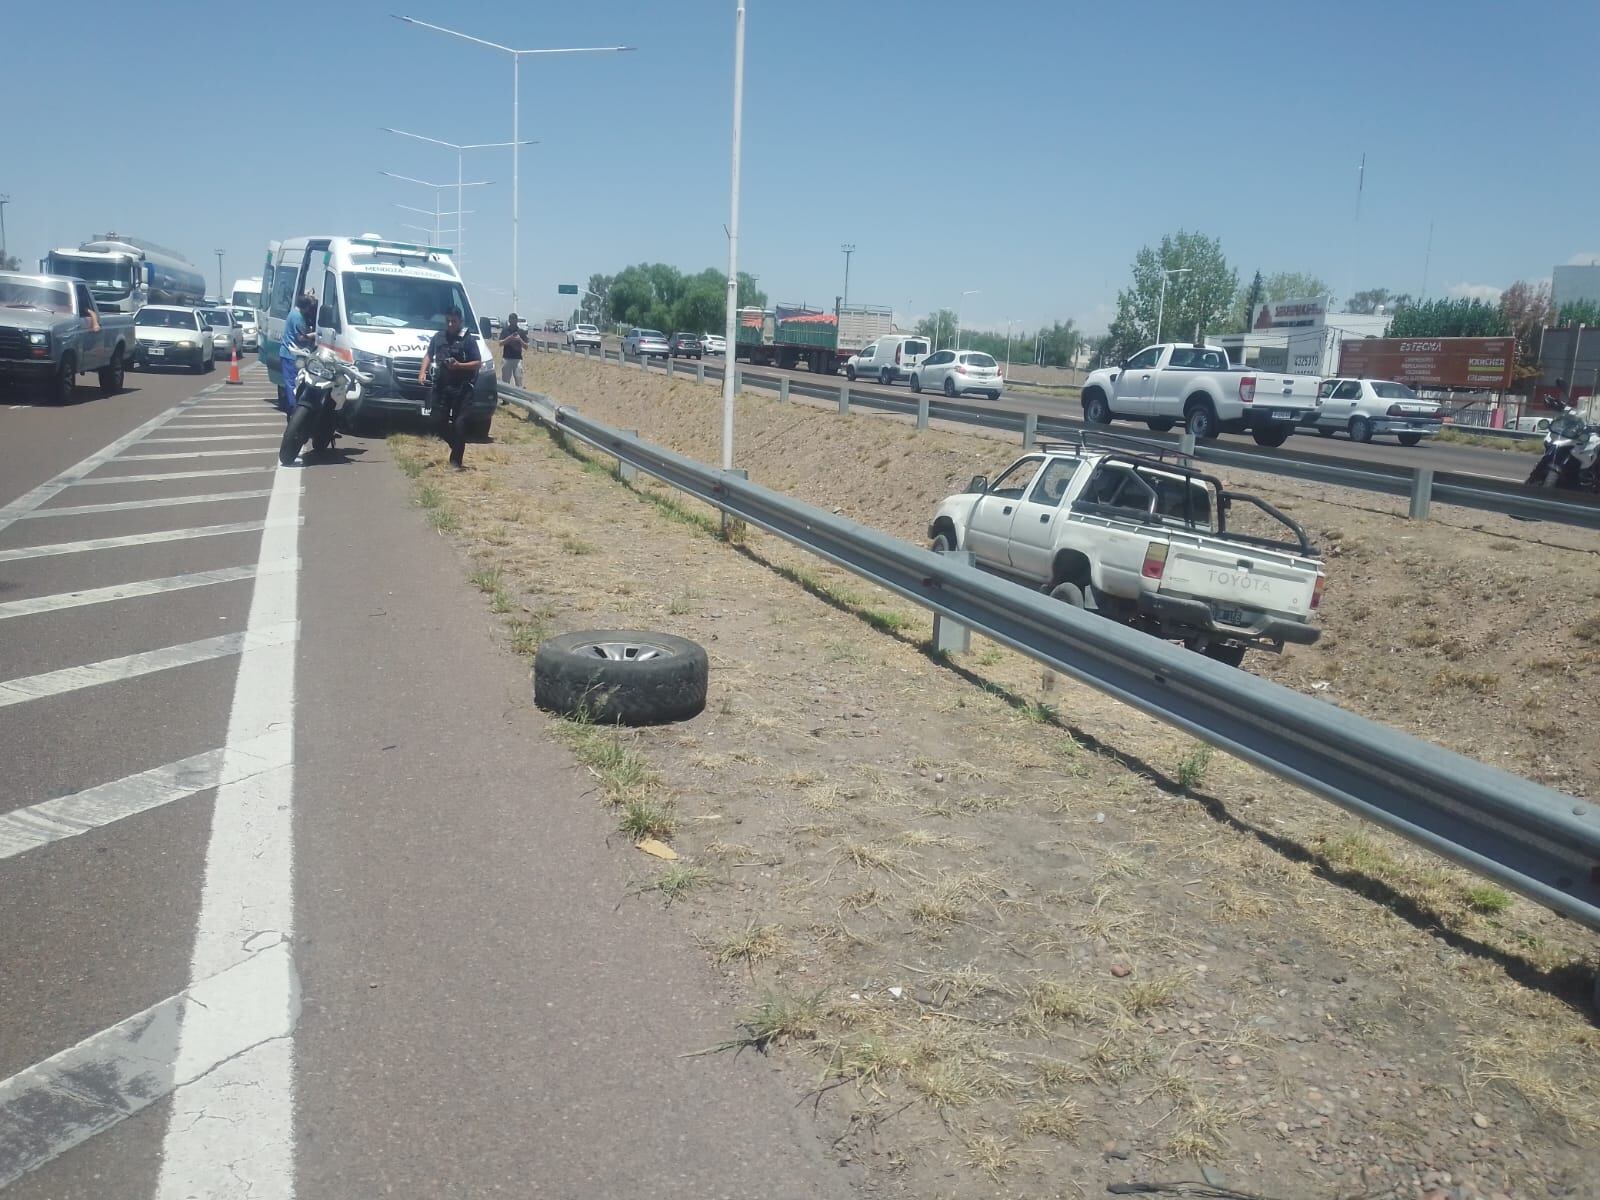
[278, 346, 372, 467]
[1525, 403, 1600, 493]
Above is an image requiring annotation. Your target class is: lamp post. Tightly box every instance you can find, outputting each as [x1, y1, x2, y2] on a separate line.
[393, 14, 635, 313]
[382, 172, 492, 249]
[840, 243, 855, 311]
[1004, 317, 1016, 378]
[720, 0, 746, 472]
[1156, 267, 1192, 344]
[955, 289, 980, 351]
[214, 250, 225, 304]
[0, 195, 9, 266]
[383, 128, 534, 269]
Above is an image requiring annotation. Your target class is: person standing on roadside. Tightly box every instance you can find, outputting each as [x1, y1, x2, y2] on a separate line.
[499, 313, 527, 388]
[417, 306, 481, 469]
[278, 294, 318, 415]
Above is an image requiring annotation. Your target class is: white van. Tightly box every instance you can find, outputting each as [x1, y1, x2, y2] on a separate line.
[259, 235, 495, 436]
[846, 333, 931, 385]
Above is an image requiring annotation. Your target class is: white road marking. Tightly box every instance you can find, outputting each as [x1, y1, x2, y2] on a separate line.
[0, 622, 295, 708]
[0, 561, 294, 621]
[0, 518, 296, 562]
[17, 489, 274, 520]
[71, 466, 275, 487]
[140, 433, 282, 444]
[157, 462, 301, 1199]
[0, 733, 291, 860]
[162, 420, 284, 429]
[116, 448, 270, 461]
[0, 942, 297, 1190]
[0, 394, 205, 534]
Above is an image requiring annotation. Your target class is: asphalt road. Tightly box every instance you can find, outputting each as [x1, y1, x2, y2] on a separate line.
[530, 334, 1532, 484]
[0, 365, 857, 1197]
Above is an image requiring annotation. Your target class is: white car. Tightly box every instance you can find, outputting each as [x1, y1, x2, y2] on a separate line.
[133, 306, 215, 373]
[567, 323, 602, 350]
[700, 332, 726, 356]
[230, 307, 260, 351]
[847, 334, 932, 385]
[202, 307, 242, 359]
[910, 349, 1004, 400]
[1312, 378, 1443, 445]
[622, 328, 670, 359]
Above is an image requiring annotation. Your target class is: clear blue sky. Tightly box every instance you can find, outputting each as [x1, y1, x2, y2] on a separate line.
[6, 0, 1597, 334]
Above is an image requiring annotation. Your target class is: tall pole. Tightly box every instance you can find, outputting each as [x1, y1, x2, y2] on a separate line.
[214, 250, 225, 302]
[0, 195, 10, 265]
[457, 149, 465, 262]
[956, 289, 978, 351]
[1005, 318, 1015, 378]
[720, 0, 746, 472]
[1156, 273, 1168, 345]
[841, 243, 854, 311]
[512, 53, 520, 310]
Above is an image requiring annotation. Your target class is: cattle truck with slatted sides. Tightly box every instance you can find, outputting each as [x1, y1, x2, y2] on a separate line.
[734, 301, 895, 374]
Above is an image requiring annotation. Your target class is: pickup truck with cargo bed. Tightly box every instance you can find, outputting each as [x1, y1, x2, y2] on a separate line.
[1080, 342, 1321, 447]
[928, 437, 1325, 666]
[0, 271, 134, 404]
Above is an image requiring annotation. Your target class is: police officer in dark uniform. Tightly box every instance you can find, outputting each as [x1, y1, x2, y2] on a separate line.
[417, 306, 481, 469]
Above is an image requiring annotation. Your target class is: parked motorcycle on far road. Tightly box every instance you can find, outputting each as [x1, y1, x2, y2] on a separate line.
[1525, 404, 1600, 493]
[278, 345, 372, 467]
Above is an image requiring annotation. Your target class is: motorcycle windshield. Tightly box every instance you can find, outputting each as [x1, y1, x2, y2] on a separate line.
[1550, 414, 1585, 440]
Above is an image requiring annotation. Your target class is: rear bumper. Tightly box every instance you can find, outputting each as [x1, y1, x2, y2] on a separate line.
[1371, 417, 1440, 436]
[1228, 406, 1315, 432]
[950, 373, 1002, 392]
[1137, 591, 1321, 646]
[133, 345, 204, 366]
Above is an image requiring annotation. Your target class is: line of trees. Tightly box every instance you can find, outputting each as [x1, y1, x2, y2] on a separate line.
[570, 264, 766, 334]
[909, 311, 1085, 368]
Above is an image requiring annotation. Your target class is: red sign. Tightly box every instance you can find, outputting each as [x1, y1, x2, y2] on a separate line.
[1336, 337, 1515, 391]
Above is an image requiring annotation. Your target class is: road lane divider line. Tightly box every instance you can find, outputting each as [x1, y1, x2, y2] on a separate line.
[71, 466, 275, 487]
[0, 622, 296, 708]
[0, 518, 299, 562]
[161, 420, 286, 429]
[0, 941, 297, 1189]
[156, 461, 301, 1198]
[140, 434, 284, 444]
[16, 489, 275, 521]
[0, 393, 208, 535]
[116, 448, 273, 461]
[0, 560, 296, 621]
[0, 729, 292, 861]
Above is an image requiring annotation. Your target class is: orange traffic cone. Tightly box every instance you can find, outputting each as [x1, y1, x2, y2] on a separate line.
[226, 345, 242, 385]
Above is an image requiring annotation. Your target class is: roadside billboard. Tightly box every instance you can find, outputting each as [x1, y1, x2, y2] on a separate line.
[1253, 296, 1328, 331]
[1336, 337, 1515, 391]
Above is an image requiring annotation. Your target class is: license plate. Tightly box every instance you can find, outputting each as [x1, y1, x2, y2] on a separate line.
[1270, 409, 1293, 421]
[1212, 605, 1250, 627]
[148, 347, 165, 356]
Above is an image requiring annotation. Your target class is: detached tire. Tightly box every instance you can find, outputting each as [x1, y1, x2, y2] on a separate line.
[535, 630, 708, 726]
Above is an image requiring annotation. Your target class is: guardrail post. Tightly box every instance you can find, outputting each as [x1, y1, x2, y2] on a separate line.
[1409, 466, 1434, 520]
[931, 549, 976, 654]
[615, 431, 639, 483]
[696, 361, 705, 385]
[733, 367, 743, 393]
[666, 356, 675, 379]
[916, 394, 930, 431]
[1023, 412, 1038, 448]
[839, 383, 851, 414]
[779, 377, 790, 403]
[719, 467, 748, 540]
[1179, 430, 1196, 455]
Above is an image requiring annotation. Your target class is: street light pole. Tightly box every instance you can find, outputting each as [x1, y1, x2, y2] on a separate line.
[841, 243, 854, 311]
[956, 289, 980, 351]
[393, 15, 636, 313]
[1004, 318, 1016, 378]
[383, 129, 533, 274]
[720, 0, 746, 472]
[381, 172, 492, 249]
[214, 250, 225, 303]
[1156, 267, 1192, 344]
[0, 195, 10, 266]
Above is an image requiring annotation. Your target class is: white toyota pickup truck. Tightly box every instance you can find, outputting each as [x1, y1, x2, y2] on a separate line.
[1080, 343, 1321, 447]
[928, 438, 1325, 665]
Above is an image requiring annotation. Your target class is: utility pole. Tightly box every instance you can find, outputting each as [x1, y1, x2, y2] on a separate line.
[840, 244, 854, 311]
[214, 250, 225, 302]
[0, 195, 10, 267]
[720, 0, 746, 472]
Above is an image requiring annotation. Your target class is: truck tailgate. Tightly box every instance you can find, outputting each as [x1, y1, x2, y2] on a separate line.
[1247, 372, 1320, 402]
[1160, 542, 1316, 619]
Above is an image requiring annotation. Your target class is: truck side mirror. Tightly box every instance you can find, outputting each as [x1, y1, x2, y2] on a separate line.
[967, 474, 988, 494]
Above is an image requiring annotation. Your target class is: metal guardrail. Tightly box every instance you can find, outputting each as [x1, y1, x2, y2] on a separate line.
[533, 340, 1600, 534]
[500, 382, 1600, 934]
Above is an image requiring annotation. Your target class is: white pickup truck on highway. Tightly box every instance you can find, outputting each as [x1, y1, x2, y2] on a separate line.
[929, 438, 1325, 665]
[1080, 342, 1321, 447]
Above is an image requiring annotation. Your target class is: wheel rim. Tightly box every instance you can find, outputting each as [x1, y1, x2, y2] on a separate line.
[572, 639, 675, 662]
[58, 360, 74, 402]
[944, 378, 955, 396]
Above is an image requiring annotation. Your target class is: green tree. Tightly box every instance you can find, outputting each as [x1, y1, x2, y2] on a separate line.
[601, 263, 766, 333]
[575, 272, 613, 327]
[1386, 298, 1508, 338]
[913, 309, 958, 348]
[1104, 230, 1237, 362]
[1556, 299, 1600, 327]
[1231, 270, 1330, 328]
[1344, 287, 1412, 315]
[0, 252, 18, 272]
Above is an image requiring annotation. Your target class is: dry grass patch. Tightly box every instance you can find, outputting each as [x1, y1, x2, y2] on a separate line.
[708, 921, 786, 968]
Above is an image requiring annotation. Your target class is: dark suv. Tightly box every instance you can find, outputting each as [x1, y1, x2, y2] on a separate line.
[669, 332, 703, 359]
